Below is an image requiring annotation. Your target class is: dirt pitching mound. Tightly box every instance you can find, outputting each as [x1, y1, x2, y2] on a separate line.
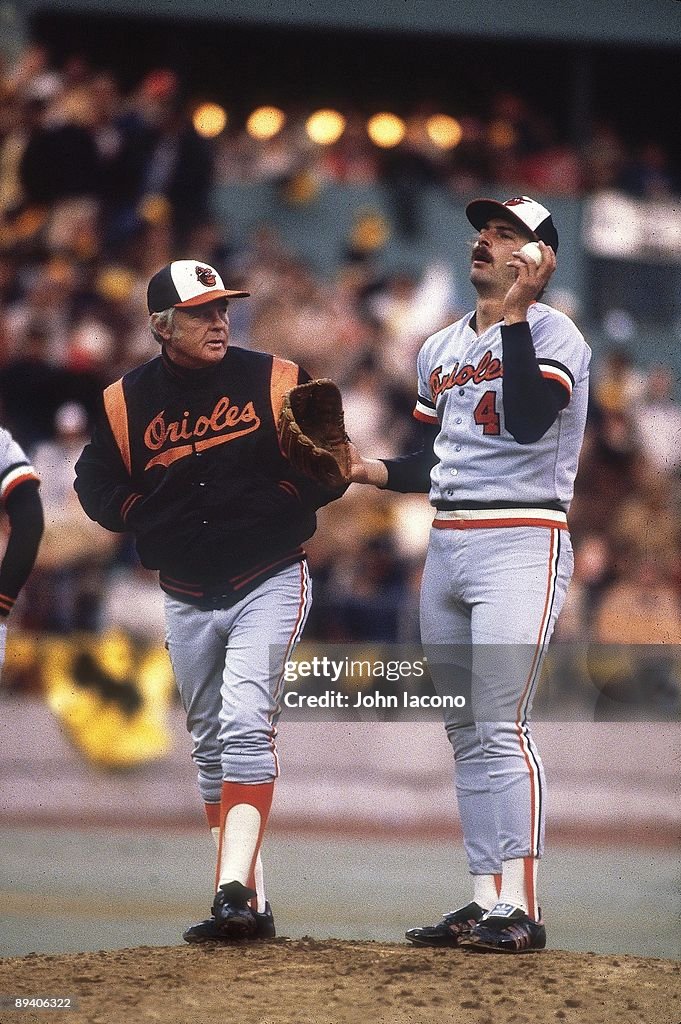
[2, 939, 679, 1024]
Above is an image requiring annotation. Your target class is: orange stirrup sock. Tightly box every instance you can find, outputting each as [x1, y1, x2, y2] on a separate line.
[215, 781, 274, 892]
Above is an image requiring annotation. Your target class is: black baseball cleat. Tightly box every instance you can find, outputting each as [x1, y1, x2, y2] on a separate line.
[183, 882, 276, 944]
[460, 904, 546, 953]
[182, 901, 275, 943]
[405, 901, 486, 947]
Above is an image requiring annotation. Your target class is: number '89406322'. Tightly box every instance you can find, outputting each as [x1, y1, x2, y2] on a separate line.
[12, 997, 73, 1009]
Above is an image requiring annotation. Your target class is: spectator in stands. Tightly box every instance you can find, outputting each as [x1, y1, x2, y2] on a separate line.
[2, 254, 80, 365]
[518, 125, 582, 197]
[88, 71, 156, 253]
[592, 555, 681, 718]
[618, 142, 678, 200]
[320, 115, 379, 184]
[596, 554, 681, 645]
[130, 70, 214, 248]
[370, 263, 457, 389]
[610, 467, 681, 571]
[633, 365, 681, 475]
[0, 324, 64, 451]
[592, 343, 645, 415]
[582, 123, 627, 191]
[445, 116, 494, 195]
[63, 316, 118, 412]
[485, 92, 552, 193]
[18, 71, 101, 252]
[553, 533, 614, 642]
[99, 561, 166, 644]
[332, 535, 408, 642]
[27, 401, 118, 632]
[342, 355, 395, 458]
[378, 128, 441, 239]
[569, 410, 643, 538]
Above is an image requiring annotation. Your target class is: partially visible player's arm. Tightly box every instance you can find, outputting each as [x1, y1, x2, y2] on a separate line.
[501, 321, 570, 444]
[349, 420, 439, 492]
[0, 480, 44, 617]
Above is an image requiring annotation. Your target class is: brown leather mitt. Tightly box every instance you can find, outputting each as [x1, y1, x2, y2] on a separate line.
[278, 379, 352, 490]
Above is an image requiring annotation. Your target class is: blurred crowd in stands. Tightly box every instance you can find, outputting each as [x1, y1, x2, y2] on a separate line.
[0, 45, 680, 716]
[1, 45, 679, 249]
[216, 97, 680, 211]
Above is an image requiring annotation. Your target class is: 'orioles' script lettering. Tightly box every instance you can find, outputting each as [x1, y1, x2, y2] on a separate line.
[145, 398, 259, 450]
[430, 350, 502, 401]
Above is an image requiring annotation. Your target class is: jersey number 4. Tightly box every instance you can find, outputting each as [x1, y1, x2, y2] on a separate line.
[474, 391, 501, 435]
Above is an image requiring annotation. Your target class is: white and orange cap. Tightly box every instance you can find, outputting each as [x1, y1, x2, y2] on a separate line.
[147, 260, 250, 313]
[466, 195, 559, 252]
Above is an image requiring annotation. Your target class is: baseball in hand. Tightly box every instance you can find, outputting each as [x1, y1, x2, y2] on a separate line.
[519, 241, 543, 265]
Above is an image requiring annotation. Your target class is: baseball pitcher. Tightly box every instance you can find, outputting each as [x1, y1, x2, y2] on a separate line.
[350, 197, 590, 952]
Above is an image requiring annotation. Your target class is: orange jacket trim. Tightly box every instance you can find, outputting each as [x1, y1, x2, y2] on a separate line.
[103, 379, 132, 476]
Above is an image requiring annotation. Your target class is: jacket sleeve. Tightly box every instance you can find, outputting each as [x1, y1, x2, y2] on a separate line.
[74, 408, 143, 532]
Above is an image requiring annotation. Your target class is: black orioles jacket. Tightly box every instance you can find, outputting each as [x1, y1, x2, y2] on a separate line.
[74, 346, 345, 607]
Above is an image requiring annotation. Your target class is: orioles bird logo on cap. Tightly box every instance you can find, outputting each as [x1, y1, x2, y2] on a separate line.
[195, 265, 216, 287]
[504, 197, 530, 207]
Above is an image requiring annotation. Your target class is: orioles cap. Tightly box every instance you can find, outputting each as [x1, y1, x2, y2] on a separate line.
[147, 260, 250, 313]
[465, 195, 559, 252]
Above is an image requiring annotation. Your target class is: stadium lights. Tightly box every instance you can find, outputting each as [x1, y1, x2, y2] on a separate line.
[305, 109, 346, 145]
[366, 113, 406, 148]
[192, 103, 228, 138]
[246, 106, 286, 140]
[426, 114, 463, 150]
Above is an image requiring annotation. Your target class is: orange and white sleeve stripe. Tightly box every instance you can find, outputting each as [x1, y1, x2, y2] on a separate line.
[414, 393, 438, 424]
[0, 463, 40, 503]
[537, 359, 574, 399]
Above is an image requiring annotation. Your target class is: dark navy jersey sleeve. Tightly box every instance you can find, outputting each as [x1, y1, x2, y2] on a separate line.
[381, 420, 439, 493]
[501, 321, 571, 444]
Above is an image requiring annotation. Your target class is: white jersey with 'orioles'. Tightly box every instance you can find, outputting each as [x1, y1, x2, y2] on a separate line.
[414, 302, 591, 526]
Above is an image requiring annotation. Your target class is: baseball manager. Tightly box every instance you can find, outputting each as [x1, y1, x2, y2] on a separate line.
[350, 197, 590, 952]
[75, 259, 346, 943]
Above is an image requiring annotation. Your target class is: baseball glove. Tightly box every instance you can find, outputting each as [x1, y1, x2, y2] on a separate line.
[278, 379, 352, 490]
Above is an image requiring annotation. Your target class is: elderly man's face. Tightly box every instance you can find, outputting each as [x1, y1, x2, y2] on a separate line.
[162, 299, 230, 368]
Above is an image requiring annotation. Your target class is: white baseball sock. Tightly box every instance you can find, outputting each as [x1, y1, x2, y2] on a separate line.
[218, 802, 262, 888]
[472, 873, 501, 910]
[498, 856, 538, 919]
[206, 801, 266, 912]
[211, 829, 266, 913]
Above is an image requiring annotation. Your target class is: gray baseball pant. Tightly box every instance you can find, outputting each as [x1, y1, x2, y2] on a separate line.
[164, 561, 312, 802]
[420, 525, 573, 874]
